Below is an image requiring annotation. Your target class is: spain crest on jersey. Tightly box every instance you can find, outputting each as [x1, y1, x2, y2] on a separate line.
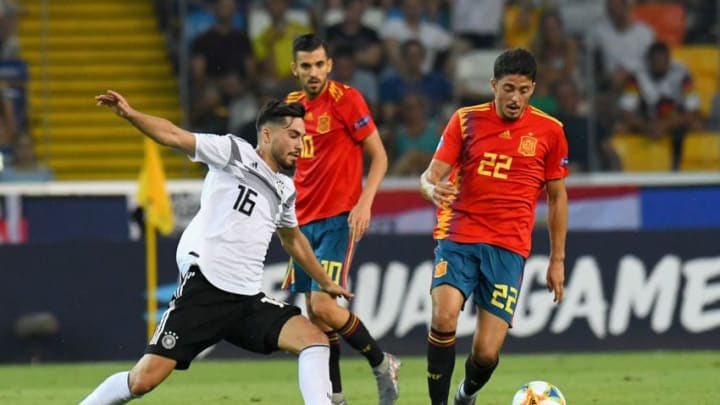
[317, 112, 331, 134]
[518, 134, 537, 156]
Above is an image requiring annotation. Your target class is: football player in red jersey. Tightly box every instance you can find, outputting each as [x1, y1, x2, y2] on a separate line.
[282, 34, 399, 405]
[420, 48, 569, 405]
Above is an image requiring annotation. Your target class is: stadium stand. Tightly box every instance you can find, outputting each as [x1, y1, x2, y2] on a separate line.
[610, 133, 673, 172]
[633, 3, 686, 47]
[16, 0, 204, 180]
[680, 131, 720, 171]
[671, 45, 720, 118]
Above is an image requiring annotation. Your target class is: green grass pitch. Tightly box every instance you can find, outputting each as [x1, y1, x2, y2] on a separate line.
[1, 351, 718, 404]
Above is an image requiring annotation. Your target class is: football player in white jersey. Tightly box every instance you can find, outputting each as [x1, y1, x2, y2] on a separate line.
[80, 90, 352, 405]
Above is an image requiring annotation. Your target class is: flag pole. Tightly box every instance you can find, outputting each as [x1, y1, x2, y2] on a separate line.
[146, 214, 158, 341]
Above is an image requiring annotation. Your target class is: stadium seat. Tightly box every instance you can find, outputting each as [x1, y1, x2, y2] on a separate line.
[680, 132, 720, 171]
[455, 49, 505, 100]
[610, 133, 673, 172]
[633, 3, 686, 47]
[671, 45, 719, 117]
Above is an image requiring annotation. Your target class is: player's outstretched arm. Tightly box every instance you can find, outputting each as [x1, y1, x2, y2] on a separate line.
[545, 178, 568, 303]
[276, 226, 353, 301]
[95, 90, 196, 156]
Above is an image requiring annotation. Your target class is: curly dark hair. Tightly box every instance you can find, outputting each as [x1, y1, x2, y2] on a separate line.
[493, 48, 537, 81]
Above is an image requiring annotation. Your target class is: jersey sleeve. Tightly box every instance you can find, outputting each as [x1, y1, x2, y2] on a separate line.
[278, 191, 299, 228]
[191, 133, 234, 169]
[545, 126, 570, 180]
[337, 88, 377, 142]
[278, 175, 298, 228]
[433, 110, 463, 165]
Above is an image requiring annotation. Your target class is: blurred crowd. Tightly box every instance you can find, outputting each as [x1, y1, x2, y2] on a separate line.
[2, 0, 719, 180]
[153, 0, 720, 175]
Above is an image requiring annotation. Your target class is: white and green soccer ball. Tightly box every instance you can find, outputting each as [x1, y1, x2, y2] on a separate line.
[511, 381, 567, 405]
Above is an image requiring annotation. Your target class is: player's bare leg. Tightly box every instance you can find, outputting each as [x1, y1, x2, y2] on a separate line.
[307, 291, 400, 405]
[128, 354, 176, 394]
[427, 284, 464, 405]
[78, 354, 176, 404]
[277, 314, 333, 405]
[453, 309, 508, 405]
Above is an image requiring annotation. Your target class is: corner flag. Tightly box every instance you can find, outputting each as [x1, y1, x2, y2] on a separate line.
[137, 138, 174, 340]
[137, 138, 174, 235]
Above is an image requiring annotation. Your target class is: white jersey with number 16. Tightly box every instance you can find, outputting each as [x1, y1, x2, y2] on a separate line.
[176, 133, 298, 295]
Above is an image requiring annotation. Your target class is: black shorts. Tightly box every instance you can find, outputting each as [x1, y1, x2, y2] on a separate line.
[145, 266, 301, 370]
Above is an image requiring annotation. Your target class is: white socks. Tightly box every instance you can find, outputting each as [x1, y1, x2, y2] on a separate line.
[298, 344, 332, 405]
[78, 348, 332, 405]
[78, 371, 136, 405]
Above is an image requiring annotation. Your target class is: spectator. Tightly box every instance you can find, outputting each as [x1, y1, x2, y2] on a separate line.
[545, 0, 605, 38]
[379, 39, 453, 125]
[386, 92, 441, 175]
[252, 0, 311, 94]
[189, 0, 254, 132]
[553, 79, 620, 172]
[683, 0, 717, 44]
[616, 41, 703, 170]
[325, 0, 383, 73]
[503, 0, 539, 49]
[586, 0, 655, 93]
[0, 135, 53, 182]
[379, 0, 452, 73]
[530, 9, 578, 98]
[329, 45, 380, 117]
[450, 0, 506, 50]
[190, 0, 253, 94]
[0, 80, 16, 161]
[0, 0, 20, 60]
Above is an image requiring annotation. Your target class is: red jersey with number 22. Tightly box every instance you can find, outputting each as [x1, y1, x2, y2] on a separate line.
[433, 102, 569, 258]
[287, 80, 377, 225]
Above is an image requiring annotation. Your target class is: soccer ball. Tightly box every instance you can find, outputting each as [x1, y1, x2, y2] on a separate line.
[511, 381, 567, 405]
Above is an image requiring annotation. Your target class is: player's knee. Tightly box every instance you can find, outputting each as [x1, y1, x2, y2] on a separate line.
[128, 370, 160, 396]
[308, 293, 336, 322]
[303, 326, 329, 347]
[431, 307, 460, 330]
[470, 347, 499, 366]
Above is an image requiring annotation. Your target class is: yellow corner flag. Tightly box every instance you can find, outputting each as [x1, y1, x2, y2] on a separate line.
[137, 138, 174, 235]
[137, 138, 174, 340]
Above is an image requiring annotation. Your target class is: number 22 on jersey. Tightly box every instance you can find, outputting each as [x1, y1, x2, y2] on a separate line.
[477, 152, 513, 179]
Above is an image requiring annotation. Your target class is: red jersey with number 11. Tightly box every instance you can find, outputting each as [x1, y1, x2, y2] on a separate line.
[287, 80, 376, 225]
[432, 102, 568, 257]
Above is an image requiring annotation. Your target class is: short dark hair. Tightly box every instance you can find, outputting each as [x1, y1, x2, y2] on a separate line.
[255, 99, 305, 131]
[493, 48, 537, 81]
[292, 33, 329, 60]
[647, 41, 669, 59]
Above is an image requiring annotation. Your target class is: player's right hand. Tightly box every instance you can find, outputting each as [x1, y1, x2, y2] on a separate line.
[432, 181, 459, 206]
[322, 284, 354, 301]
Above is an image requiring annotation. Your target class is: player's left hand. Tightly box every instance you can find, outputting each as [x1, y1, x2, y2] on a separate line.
[546, 259, 565, 303]
[348, 202, 371, 241]
[322, 283, 354, 301]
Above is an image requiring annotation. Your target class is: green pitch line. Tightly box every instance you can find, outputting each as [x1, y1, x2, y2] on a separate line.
[0, 351, 718, 404]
